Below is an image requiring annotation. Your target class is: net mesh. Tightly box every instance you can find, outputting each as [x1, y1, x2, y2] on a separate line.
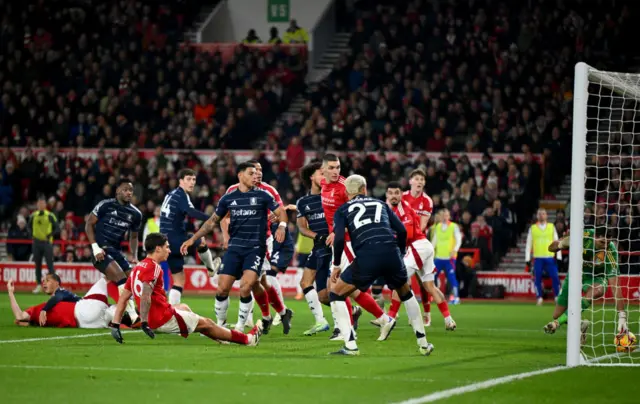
[581, 67, 640, 365]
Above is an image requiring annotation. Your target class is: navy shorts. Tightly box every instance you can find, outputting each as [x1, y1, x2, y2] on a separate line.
[303, 247, 331, 292]
[92, 246, 131, 273]
[372, 276, 387, 288]
[221, 247, 265, 279]
[340, 248, 408, 292]
[166, 234, 202, 275]
[270, 244, 294, 272]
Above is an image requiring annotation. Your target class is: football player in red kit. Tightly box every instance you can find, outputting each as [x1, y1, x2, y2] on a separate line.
[385, 183, 456, 330]
[321, 154, 390, 341]
[110, 233, 262, 346]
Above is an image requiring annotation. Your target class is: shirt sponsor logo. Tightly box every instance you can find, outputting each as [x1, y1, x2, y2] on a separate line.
[231, 209, 257, 216]
[308, 212, 325, 221]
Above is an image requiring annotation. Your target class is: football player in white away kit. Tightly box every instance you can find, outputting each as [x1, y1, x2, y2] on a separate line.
[384, 183, 456, 331]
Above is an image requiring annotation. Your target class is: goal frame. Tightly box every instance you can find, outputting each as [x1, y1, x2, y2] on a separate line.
[568, 62, 639, 367]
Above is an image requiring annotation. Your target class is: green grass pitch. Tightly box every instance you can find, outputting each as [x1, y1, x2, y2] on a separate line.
[0, 294, 639, 403]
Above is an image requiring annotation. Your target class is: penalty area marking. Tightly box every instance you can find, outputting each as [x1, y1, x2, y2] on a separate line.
[0, 364, 434, 383]
[390, 366, 567, 404]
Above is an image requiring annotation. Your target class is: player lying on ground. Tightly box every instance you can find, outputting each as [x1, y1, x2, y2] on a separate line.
[7, 275, 132, 328]
[296, 162, 331, 335]
[329, 175, 434, 356]
[86, 178, 142, 323]
[221, 160, 294, 334]
[110, 233, 262, 345]
[544, 228, 627, 342]
[383, 183, 456, 331]
[181, 162, 289, 336]
[159, 168, 221, 305]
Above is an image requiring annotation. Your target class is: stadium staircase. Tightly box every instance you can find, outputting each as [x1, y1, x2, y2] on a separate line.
[282, 32, 352, 121]
[497, 179, 570, 272]
[184, 3, 222, 43]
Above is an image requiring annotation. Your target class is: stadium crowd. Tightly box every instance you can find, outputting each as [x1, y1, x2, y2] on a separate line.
[2, 0, 639, 276]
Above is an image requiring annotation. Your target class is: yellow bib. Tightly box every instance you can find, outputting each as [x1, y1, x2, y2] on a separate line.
[146, 217, 159, 233]
[531, 223, 554, 258]
[434, 222, 456, 259]
[296, 234, 314, 255]
[31, 210, 54, 242]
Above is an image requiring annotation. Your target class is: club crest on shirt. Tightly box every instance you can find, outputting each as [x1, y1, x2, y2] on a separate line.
[250, 197, 257, 205]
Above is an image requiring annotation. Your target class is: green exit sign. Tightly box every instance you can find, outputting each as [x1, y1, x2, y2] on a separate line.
[268, 0, 290, 23]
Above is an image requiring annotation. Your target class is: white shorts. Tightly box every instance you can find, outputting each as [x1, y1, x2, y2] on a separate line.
[404, 238, 436, 282]
[75, 278, 111, 328]
[156, 309, 201, 335]
[332, 241, 354, 272]
[261, 235, 274, 275]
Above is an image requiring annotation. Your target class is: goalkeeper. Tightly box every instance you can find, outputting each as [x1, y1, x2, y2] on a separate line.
[544, 228, 628, 340]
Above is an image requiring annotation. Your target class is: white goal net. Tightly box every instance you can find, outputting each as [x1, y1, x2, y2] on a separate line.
[569, 62, 640, 367]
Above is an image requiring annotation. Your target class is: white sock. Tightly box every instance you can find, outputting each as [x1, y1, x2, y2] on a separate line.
[198, 248, 214, 269]
[295, 269, 303, 294]
[304, 287, 325, 323]
[403, 294, 428, 347]
[168, 288, 182, 305]
[215, 296, 229, 325]
[330, 300, 357, 350]
[330, 305, 339, 330]
[267, 274, 285, 308]
[119, 284, 138, 322]
[237, 296, 253, 329]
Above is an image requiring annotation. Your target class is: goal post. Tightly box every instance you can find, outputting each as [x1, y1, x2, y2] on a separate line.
[568, 62, 640, 367]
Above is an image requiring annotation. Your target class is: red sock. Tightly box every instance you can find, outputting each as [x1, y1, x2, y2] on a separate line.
[437, 301, 451, 318]
[230, 329, 249, 345]
[346, 298, 354, 325]
[420, 287, 431, 313]
[107, 282, 120, 303]
[388, 299, 401, 319]
[254, 291, 271, 317]
[355, 292, 384, 318]
[267, 286, 285, 314]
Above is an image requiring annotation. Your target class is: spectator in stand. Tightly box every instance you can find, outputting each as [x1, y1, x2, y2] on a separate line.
[283, 19, 309, 44]
[462, 224, 492, 271]
[471, 215, 493, 255]
[7, 216, 31, 261]
[285, 136, 305, 173]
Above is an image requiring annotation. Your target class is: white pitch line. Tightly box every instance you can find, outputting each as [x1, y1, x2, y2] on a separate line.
[0, 331, 138, 344]
[0, 364, 433, 383]
[390, 366, 567, 404]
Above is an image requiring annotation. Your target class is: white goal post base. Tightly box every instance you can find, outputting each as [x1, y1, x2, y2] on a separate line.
[568, 62, 640, 367]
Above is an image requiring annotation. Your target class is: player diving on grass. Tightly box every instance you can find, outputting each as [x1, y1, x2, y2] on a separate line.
[7, 274, 132, 329]
[110, 233, 262, 345]
[181, 162, 291, 335]
[383, 182, 456, 331]
[86, 178, 142, 323]
[329, 175, 433, 356]
[159, 168, 221, 305]
[296, 162, 331, 336]
[222, 160, 294, 334]
[544, 227, 628, 343]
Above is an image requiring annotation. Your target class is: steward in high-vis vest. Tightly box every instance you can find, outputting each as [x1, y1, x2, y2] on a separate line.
[268, 27, 282, 44]
[29, 197, 58, 293]
[525, 208, 561, 305]
[283, 19, 309, 44]
[430, 208, 462, 304]
[242, 29, 261, 44]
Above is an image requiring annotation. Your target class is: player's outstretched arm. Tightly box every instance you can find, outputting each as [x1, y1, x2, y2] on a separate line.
[273, 206, 288, 243]
[139, 283, 155, 339]
[296, 216, 317, 240]
[6, 280, 30, 324]
[220, 213, 230, 249]
[110, 287, 132, 344]
[85, 213, 105, 261]
[129, 231, 139, 264]
[181, 213, 221, 255]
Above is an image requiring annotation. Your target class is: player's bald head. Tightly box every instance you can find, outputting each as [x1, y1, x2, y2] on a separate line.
[345, 175, 367, 198]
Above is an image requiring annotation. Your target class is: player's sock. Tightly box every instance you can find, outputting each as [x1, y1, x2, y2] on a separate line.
[236, 295, 253, 330]
[303, 286, 325, 323]
[254, 290, 272, 319]
[400, 291, 428, 347]
[330, 292, 357, 350]
[215, 295, 230, 325]
[168, 286, 183, 305]
[437, 301, 451, 318]
[295, 269, 303, 295]
[557, 312, 568, 326]
[197, 246, 215, 270]
[267, 275, 286, 308]
[267, 285, 286, 316]
[230, 329, 249, 345]
[388, 298, 401, 319]
[108, 281, 122, 303]
[354, 291, 385, 319]
[420, 287, 431, 313]
[345, 297, 354, 325]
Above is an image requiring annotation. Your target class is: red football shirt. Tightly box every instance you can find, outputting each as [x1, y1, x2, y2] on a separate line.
[26, 302, 78, 328]
[126, 257, 174, 329]
[402, 190, 433, 218]
[227, 181, 283, 236]
[392, 200, 426, 245]
[320, 176, 350, 241]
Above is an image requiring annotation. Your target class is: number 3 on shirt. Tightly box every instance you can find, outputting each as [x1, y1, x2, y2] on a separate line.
[348, 202, 382, 229]
[160, 195, 172, 217]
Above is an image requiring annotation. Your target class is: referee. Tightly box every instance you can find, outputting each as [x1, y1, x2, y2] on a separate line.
[29, 196, 58, 294]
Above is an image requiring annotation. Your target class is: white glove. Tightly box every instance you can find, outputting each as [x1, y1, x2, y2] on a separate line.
[617, 311, 628, 334]
[91, 243, 105, 258]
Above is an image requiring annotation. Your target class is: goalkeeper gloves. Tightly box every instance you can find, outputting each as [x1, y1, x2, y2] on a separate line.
[617, 311, 628, 333]
[141, 321, 155, 339]
[314, 234, 328, 249]
[110, 323, 124, 344]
